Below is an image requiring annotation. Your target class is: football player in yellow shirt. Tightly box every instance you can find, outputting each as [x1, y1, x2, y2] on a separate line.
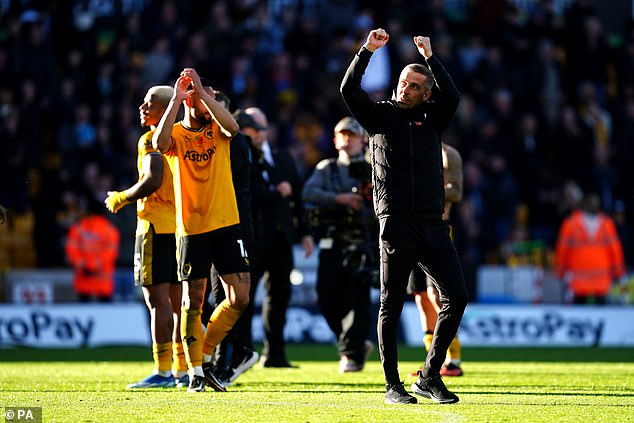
[153, 68, 250, 393]
[104, 85, 188, 389]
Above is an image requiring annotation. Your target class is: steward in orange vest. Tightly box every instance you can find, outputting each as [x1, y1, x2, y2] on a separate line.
[65, 199, 120, 301]
[555, 194, 625, 304]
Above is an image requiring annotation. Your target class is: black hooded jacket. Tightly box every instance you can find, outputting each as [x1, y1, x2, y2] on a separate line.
[341, 47, 460, 218]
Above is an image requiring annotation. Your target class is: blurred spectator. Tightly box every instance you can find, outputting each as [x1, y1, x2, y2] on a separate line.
[471, 117, 520, 251]
[558, 179, 584, 222]
[451, 174, 484, 301]
[588, 143, 619, 213]
[527, 164, 562, 246]
[142, 36, 174, 88]
[577, 81, 612, 149]
[549, 104, 594, 188]
[555, 192, 625, 304]
[0, 106, 29, 213]
[613, 98, 634, 218]
[531, 39, 563, 127]
[18, 79, 43, 171]
[511, 113, 545, 195]
[499, 204, 551, 267]
[65, 198, 120, 302]
[15, 14, 54, 97]
[288, 112, 330, 179]
[566, 15, 611, 99]
[32, 169, 68, 267]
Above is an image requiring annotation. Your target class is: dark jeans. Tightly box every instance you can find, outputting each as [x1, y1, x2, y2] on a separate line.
[317, 242, 371, 362]
[377, 216, 468, 385]
[251, 231, 294, 363]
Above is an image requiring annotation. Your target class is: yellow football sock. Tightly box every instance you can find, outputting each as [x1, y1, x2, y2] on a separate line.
[153, 342, 173, 374]
[181, 307, 204, 369]
[172, 342, 188, 374]
[447, 336, 462, 362]
[202, 299, 242, 356]
[423, 332, 433, 352]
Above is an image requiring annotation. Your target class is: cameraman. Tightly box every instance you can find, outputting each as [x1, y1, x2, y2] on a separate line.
[302, 117, 375, 373]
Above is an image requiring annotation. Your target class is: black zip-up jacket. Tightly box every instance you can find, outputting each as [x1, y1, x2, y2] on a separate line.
[341, 47, 460, 218]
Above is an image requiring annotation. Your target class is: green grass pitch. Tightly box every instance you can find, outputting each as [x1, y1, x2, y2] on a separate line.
[1, 345, 633, 422]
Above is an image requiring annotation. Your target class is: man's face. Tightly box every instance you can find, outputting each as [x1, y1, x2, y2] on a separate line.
[334, 130, 364, 157]
[250, 128, 266, 150]
[396, 68, 431, 109]
[188, 87, 214, 124]
[242, 126, 259, 144]
[138, 93, 165, 128]
[246, 112, 268, 149]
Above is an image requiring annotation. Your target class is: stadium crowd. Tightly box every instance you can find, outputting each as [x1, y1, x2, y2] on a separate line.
[1, 0, 634, 299]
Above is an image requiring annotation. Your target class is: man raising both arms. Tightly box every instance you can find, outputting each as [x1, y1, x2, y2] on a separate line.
[341, 29, 468, 404]
[153, 68, 250, 393]
[105, 85, 188, 389]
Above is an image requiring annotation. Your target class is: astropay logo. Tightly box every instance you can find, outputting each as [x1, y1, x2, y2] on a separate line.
[460, 310, 604, 346]
[0, 311, 94, 347]
[183, 147, 216, 162]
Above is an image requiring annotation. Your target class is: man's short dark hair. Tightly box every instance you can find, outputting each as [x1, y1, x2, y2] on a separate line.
[214, 90, 231, 109]
[233, 109, 265, 130]
[406, 63, 436, 91]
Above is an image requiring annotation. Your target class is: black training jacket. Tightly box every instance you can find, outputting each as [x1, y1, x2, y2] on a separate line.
[341, 47, 460, 219]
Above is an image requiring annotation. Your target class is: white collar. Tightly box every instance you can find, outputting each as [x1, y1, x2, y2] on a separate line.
[262, 140, 274, 166]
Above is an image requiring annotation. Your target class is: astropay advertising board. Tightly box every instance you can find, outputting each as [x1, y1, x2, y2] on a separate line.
[402, 304, 634, 347]
[0, 304, 150, 348]
[0, 304, 335, 348]
[1, 303, 633, 348]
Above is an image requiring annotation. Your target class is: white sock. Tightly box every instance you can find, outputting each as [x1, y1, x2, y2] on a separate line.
[202, 354, 212, 363]
[193, 366, 204, 377]
[157, 370, 172, 377]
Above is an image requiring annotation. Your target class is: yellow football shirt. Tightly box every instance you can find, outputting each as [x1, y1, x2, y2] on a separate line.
[136, 130, 176, 235]
[163, 121, 239, 236]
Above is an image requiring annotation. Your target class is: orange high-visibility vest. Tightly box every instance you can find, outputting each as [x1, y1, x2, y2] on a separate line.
[555, 210, 625, 296]
[65, 215, 120, 297]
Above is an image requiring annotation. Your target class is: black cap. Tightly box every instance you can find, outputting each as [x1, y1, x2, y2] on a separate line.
[233, 109, 266, 131]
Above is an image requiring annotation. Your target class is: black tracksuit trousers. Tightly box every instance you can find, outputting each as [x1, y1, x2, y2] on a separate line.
[317, 241, 371, 362]
[377, 215, 469, 385]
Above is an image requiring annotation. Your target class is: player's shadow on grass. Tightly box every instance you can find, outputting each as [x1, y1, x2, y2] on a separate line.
[231, 381, 389, 393]
[459, 390, 634, 398]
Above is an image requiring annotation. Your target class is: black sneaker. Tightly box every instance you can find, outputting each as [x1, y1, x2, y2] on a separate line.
[187, 375, 206, 393]
[216, 366, 234, 386]
[202, 362, 227, 392]
[411, 372, 459, 404]
[228, 347, 259, 383]
[385, 382, 417, 404]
